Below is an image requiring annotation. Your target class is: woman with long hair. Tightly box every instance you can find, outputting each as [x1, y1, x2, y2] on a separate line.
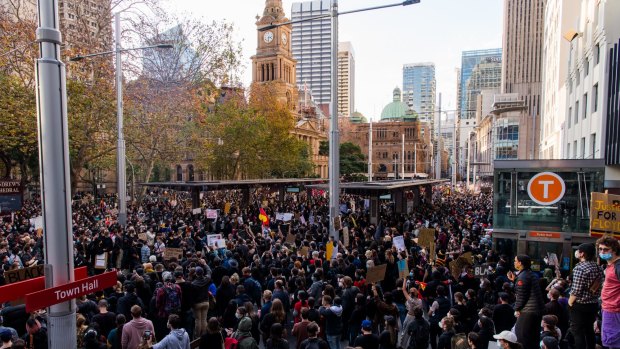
[260, 299, 286, 344]
[379, 315, 399, 349]
[199, 317, 226, 349]
[437, 317, 456, 349]
[216, 276, 235, 317]
[265, 323, 289, 349]
[540, 315, 561, 341]
[244, 301, 261, 343]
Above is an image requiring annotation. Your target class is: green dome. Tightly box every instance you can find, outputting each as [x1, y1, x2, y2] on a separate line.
[350, 111, 368, 123]
[380, 87, 417, 120]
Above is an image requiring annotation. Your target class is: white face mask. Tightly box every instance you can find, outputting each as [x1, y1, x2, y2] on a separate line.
[235, 312, 242, 319]
[574, 250, 580, 259]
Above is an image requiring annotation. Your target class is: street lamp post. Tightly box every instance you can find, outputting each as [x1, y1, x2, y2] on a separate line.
[260, 0, 420, 242]
[70, 13, 172, 226]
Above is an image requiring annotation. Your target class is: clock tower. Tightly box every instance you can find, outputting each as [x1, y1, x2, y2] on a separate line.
[251, 0, 298, 111]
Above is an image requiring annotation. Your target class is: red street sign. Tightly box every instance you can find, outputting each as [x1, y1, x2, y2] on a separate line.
[25, 270, 117, 312]
[0, 266, 88, 304]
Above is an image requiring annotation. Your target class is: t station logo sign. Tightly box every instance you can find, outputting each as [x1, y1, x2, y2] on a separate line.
[527, 172, 566, 206]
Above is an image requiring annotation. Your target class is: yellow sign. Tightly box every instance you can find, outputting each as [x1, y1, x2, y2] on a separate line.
[326, 242, 334, 260]
[224, 202, 231, 215]
[590, 192, 620, 238]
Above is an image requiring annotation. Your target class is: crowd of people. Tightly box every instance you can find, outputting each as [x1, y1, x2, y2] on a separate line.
[0, 184, 619, 349]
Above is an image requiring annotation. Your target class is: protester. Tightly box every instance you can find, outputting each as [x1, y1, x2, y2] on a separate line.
[299, 322, 328, 349]
[354, 320, 379, 349]
[121, 305, 155, 349]
[146, 314, 190, 349]
[597, 236, 620, 349]
[509, 255, 544, 349]
[493, 330, 523, 349]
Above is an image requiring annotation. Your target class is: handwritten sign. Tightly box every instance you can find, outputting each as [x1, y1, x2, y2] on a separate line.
[397, 260, 409, 279]
[3, 265, 45, 284]
[163, 247, 183, 260]
[138, 233, 147, 241]
[418, 228, 435, 248]
[366, 264, 387, 284]
[214, 239, 226, 249]
[343, 227, 350, 247]
[206, 209, 218, 220]
[276, 213, 293, 222]
[590, 192, 620, 238]
[326, 242, 334, 260]
[192, 208, 202, 215]
[393, 236, 406, 252]
[207, 234, 222, 246]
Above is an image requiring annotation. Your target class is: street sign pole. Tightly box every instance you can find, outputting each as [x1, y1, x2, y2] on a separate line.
[35, 0, 76, 347]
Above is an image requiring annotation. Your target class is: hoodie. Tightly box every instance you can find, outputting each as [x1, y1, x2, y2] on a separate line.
[319, 305, 343, 335]
[121, 317, 154, 349]
[233, 318, 258, 349]
[153, 329, 190, 349]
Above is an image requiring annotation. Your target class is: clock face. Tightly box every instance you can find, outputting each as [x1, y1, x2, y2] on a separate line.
[263, 31, 274, 43]
[281, 33, 287, 44]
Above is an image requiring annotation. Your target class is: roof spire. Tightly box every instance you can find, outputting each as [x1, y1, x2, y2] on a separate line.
[264, 0, 284, 19]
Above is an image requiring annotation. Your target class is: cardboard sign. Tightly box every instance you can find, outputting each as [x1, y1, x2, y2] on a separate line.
[206, 209, 218, 219]
[397, 259, 409, 279]
[473, 264, 491, 278]
[192, 208, 202, 215]
[418, 228, 435, 248]
[286, 233, 296, 244]
[207, 234, 222, 246]
[366, 264, 387, 284]
[449, 252, 473, 279]
[393, 236, 406, 252]
[138, 233, 147, 241]
[429, 241, 436, 261]
[300, 246, 309, 257]
[343, 227, 350, 247]
[333, 215, 342, 231]
[224, 202, 231, 215]
[163, 247, 183, 260]
[94, 253, 107, 270]
[276, 213, 293, 222]
[590, 192, 620, 238]
[3, 265, 45, 284]
[214, 239, 226, 249]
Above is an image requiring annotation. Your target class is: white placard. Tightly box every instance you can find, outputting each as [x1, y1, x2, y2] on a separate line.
[300, 215, 307, 226]
[192, 208, 202, 215]
[207, 234, 222, 246]
[393, 236, 406, 252]
[276, 213, 294, 222]
[215, 239, 227, 249]
[30, 216, 43, 230]
[206, 209, 217, 219]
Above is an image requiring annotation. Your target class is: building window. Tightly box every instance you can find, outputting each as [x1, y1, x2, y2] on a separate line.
[593, 83, 598, 112]
[591, 133, 596, 158]
[583, 93, 588, 119]
[568, 107, 572, 128]
[576, 69, 580, 86]
[581, 137, 586, 159]
[176, 165, 183, 181]
[574, 141, 578, 159]
[188, 165, 194, 181]
[575, 101, 579, 125]
[585, 58, 589, 76]
[567, 143, 571, 159]
[594, 44, 600, 65]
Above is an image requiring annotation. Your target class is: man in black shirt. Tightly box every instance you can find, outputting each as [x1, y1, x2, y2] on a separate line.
[354, 320, 379, 349]
[299, 322, 329, 349]
[492, 293, 516, 333]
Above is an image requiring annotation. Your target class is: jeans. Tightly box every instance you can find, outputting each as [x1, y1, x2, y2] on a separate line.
[326, 334, 340, 349]
[570, 303, 597, 349]
[193, 301, 210, 339]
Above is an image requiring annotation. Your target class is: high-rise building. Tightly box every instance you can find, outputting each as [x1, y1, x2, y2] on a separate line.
[338, 41, 355, 117]
[500, 0, 545, 160]
[402, 63, 436, 126]
[291, 0, 331, 107]
[142, 25, 196, 82]
[458, 48, 502, 120]
[540, 0, 579, 159]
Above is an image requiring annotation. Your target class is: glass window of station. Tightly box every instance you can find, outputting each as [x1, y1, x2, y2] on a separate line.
[493, 161, 605, 234]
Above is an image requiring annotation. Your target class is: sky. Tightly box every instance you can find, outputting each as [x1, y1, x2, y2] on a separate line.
[161, 0, 503, 120]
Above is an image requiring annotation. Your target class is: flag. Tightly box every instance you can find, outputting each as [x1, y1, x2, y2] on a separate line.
[259, 208, 269, 226]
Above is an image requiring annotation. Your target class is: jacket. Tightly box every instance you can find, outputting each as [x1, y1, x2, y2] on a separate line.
[319, 305, 343, 336]
[514, 269, 544, 314]
[121, 317, 155, 349]
[233, 317, 258, 349]
[153, 329, 190, 349]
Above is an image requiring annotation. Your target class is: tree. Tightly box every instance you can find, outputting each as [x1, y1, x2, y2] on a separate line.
[340, 142, 367, 181]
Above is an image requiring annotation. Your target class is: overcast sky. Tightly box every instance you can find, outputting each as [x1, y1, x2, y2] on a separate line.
[162, 0, 503, 120]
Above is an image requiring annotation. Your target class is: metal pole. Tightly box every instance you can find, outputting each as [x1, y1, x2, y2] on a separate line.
[452, 122, 456, 187]
[401, 133, 405, 179]
[414, 143, 417, 176]
[328, 0, 340, 241]
[436, 93, 442, 179]
[368, 118, 372, 181]
[35, 0, 76, 347]
[116, 13, 127, 226]
[466, 134, 471, 190]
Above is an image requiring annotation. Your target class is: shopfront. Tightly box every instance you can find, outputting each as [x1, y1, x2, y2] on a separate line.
[492, 159, 605, 271]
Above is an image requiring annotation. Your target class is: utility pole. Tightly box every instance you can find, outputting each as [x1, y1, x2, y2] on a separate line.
[401, 133, 405, 180]
[35, 0, 76, 347]
[328, 0, 340, 241]
[115, 13, 128, 226]
[435, 93, 442, 179]
[368, 118, 372, 181]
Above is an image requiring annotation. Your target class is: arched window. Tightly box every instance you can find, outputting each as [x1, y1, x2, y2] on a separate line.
[188, 165, 195, 181]
[176, 165, 183, 181]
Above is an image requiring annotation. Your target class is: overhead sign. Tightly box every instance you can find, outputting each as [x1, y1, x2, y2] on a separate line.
[590, 192, 620, 238]
[0, 180, 22, 215]
[0, 266, 88, 304]
[527, 172, 565, 205]
[529, 231, 562, 240]
[25, 270, 117, 312]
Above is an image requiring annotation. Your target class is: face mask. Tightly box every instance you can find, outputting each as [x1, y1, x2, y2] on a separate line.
[235, 312, 242, 319]
[574, 250, 581, 259]
[547, 293, 553, 300]
[480, 282, 485, 288]
[600, 253, 613, 261]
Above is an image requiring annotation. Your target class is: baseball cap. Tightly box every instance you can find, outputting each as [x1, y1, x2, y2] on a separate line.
[493, 331, 518, 343]
[577, 243, 595, 257]
[361, 320, 372, 330]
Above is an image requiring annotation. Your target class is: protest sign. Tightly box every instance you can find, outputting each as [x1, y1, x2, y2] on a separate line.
[473, 264, 492, 278]
[206, 209, 217, 219]
[418, 228, 435, 248]
[224, 202, 231, 214]
[449, 252, 473, 279]
[366, 264, 387, 284]
[3, 265, 45, 284]
[326, 242, 334, 260]
[207, 234, 222, 246]
[192, 208, 202, 215]
[95, 253, 107, 269]
[547, 253, 559, 266]
[590, 192, 620, 238]
[343, 227, 350, 247]
[393, 236, 406, 252]
[30, 216, 43, 230]
[286, 233, 296, 244]
[214, 239, 226, 249]
[163, 247, 183, 260]
[138, 233, 147, 241]
[276, 213, 294, 222]
[397, 259, 409, 279]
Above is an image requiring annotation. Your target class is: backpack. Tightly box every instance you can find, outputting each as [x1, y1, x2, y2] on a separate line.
[163, 285, 181, 315]
[408, 319, 430, 349]
[225, 336, 250, 349]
